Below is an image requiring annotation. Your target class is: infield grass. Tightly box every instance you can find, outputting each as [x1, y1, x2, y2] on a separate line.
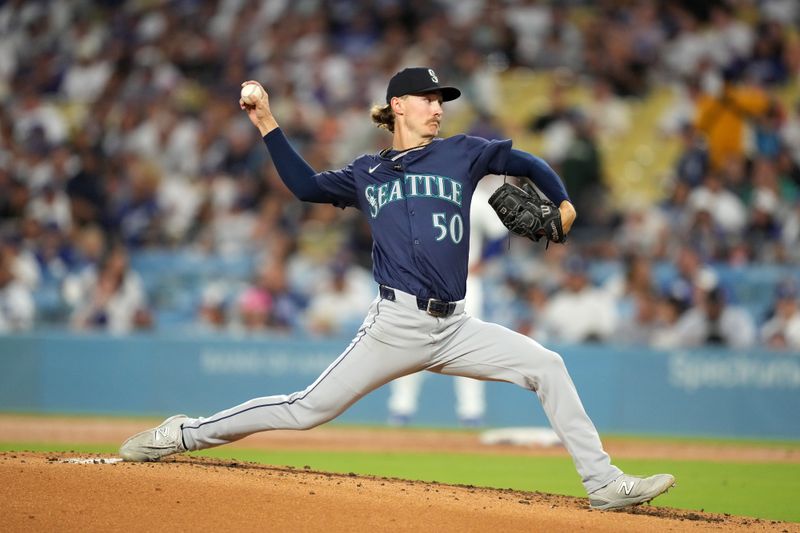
[3, 441, 798, 523]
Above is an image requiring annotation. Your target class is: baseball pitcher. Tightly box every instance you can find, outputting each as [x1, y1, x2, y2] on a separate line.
[120, 67, 675, 510]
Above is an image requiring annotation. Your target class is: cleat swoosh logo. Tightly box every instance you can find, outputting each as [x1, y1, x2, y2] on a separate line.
[369, 164, 381, 174]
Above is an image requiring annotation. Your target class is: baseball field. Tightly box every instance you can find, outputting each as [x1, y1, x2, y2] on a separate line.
[1, 414, 798, 532]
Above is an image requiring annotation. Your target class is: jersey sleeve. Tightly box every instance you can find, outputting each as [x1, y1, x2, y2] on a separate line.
[313, 164, 358, 209]
[462, 135, 513, 184]
[263, 128, 358, 209]
[503, 149, 570, 204]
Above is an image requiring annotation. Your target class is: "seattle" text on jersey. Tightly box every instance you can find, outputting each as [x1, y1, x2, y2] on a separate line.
[365, 174, 463, 218]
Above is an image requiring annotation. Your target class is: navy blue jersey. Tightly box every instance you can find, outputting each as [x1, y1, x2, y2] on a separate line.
[311, 135, 511, 301]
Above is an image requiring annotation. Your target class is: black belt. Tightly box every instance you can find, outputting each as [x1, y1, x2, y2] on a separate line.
[379, 286, 457, 318]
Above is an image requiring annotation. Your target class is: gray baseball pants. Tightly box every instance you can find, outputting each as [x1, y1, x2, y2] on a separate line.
[181, 288, 622, 493]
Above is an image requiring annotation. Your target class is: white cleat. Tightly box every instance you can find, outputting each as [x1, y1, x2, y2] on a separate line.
[119, 414, 189, 462]
[589, 473, 676, 510]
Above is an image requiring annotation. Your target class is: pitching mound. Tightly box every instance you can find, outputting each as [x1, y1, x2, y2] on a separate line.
[2, 452, 794, 532]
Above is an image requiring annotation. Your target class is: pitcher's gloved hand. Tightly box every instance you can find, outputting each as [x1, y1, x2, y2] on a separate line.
[488, 182, 566, 243]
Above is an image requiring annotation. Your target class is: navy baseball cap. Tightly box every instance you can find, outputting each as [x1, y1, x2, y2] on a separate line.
[386, 67, 461, 104]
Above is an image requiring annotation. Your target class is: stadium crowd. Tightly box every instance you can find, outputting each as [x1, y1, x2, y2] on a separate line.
[0, 0, 799, 350]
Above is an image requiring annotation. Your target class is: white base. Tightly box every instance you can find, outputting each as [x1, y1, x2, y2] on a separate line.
[479, 426, 562, 447]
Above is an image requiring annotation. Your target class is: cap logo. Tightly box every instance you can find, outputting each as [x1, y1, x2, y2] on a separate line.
[428, 69, 439, 83]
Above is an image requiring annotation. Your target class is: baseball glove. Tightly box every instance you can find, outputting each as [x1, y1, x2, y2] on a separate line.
[488, 182, 566, 244]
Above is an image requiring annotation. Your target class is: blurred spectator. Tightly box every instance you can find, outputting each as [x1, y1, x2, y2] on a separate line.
[70, 246, 152, 334]
[760, 280, 800, 350]
[657, 180, 692, 245]
[687, 172, 747, 236]
[62, 224, 106, 308]
[220, 118, 269, 180]
[781, 100, 800, 167]
[66, 148, 108, 229]
[616, 203, 669, 258]
[286, 203, 354, 296]
[60, 38, 113, 104]
[668, 246, 719, 303]
[775, 149, 800, 198]
[32, 222, 76, 283]
[540, 256, 618, 343]
[559, 110, 609, 229]
[0, 168, 29, 222]
[756, 155, 798, 205]
[196, 281, 232, 333]
[707, 4, 755, 74]
[604, 253, 655, 321]
[694, 74, 771, 171]
[724, 151, 753, 196]
[661, 286, 756, 349]
[747, 189, 783, 260]
[656, 246, 710, 326]
[663, 3, 708, 77]
[659, 78, 703, 138]
[674, 123, 709, 188]
[529, 5, 583, 71]
[14, 93, 68, 147]
[753, 103, 783, 159]
[746, 20, 790, 85]
[234, 259, 306, 333]
[512, 281, 549, 340]
[693, 196, 735, 258]
[451, 48, 502, 116]
[236, 285, 272, 333]
[527, 82, 575, 165]
[650, 295, 691, 350]
[206, 175, 259, 257]
[27, 183, 71, 233]
[583, 6, 649, 97]
[0, 235, 39, 290]
[585, 77, 631, 140]
[615, 289, 661, 346]
[466, 111, 505, 142]
[0, 246, 35, 332]
[114, 157, 163, 248]
[305, 261, 374, 336]
[783, 200, 800, 262]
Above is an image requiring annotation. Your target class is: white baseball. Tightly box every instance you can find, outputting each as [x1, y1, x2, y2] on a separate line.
[240, 84, 263, 105]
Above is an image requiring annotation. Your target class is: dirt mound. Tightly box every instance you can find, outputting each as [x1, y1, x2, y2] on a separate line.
[1, 452, 794, 532]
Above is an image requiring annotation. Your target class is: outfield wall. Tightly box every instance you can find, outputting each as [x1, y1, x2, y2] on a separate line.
[1, 333, 799, 439]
